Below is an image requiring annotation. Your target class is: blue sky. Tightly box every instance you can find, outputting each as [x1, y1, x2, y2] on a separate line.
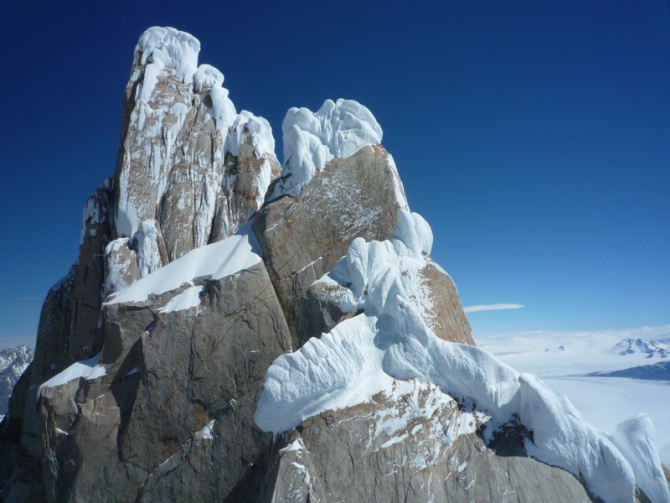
[1, 1, 668, 350]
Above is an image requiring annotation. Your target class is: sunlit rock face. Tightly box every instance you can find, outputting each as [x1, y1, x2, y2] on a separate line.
[253, 143, 411, 348]
[1, 26, 668, 503]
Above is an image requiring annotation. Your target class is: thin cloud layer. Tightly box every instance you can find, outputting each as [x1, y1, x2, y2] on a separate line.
[464, 303, 525, 313]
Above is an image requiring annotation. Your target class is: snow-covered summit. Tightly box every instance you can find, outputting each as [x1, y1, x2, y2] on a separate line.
[106, 27, 281, 299]
[136, 26, 200, 85]
[271, 98, 383, 198]
[9, 25, 670, 502]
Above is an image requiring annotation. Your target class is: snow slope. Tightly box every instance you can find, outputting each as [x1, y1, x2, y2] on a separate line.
[40, 354, 106, 389]
[105, 223, 262, 306]
[256, 211, 670, 503]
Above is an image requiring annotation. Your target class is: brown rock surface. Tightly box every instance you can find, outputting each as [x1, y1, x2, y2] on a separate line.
[253, 144, 407, 347]
[262, 382, 596, 503]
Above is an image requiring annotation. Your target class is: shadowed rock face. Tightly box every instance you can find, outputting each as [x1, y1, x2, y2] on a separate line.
[253, 144, 408, 347]
[33, 261, 291, 502]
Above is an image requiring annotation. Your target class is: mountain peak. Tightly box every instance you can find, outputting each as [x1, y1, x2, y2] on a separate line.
[1, 27, 668, 503]
[614, 337, 669, 358]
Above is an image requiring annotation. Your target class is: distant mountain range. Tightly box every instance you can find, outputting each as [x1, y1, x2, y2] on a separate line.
[0, 345, 33, 415]
[612, 337, 669, 358]
[590, 361, 670, 381]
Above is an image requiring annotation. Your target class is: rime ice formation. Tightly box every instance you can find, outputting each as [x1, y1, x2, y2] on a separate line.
[193, 64, 224, 91]
[3, 25, 668, 503]
[136, 26, 200, 87]
[271, 98, 384, 198]
[256, 210, 670, 503]
[611, 415, 670, 503]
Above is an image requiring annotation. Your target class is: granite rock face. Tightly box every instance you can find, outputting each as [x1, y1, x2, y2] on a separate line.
[253, 144, 408, 347]
[33, 261, 290, 503]
[1, 26, 284, 502]
[262, 383, 597, 503]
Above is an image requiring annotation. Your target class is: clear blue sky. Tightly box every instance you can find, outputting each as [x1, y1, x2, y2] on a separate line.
[1, 1, 668, 350]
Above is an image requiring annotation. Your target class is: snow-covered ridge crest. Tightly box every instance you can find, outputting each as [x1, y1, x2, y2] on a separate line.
[272, 98, 383, 198]
[255, 210, 670, 503]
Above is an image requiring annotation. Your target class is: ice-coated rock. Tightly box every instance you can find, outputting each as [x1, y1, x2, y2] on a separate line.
[115, 26, 279, 263]
[103, 237, 140, 296]
[193, 63, 224, 91]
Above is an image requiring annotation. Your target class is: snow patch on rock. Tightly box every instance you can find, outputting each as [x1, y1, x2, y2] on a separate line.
[158, 285, 204, 314]
[195, 419, 216, 440]
[272, 99, 383, 198]
[105, 223, 262, 305]
[40, 354, 106, 389]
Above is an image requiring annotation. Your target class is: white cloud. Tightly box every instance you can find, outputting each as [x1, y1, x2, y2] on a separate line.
[463, 303, 525, 313]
